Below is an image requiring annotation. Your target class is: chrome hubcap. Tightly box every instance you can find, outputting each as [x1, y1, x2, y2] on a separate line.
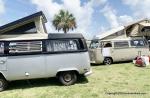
[105, 59, 111, 65]
[64, 74, 72, 82]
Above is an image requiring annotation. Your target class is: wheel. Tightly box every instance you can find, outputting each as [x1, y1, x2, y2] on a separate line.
[0, 77, 8, 91]
[104, 58, 112, 65]
[58, 71, 77, 86]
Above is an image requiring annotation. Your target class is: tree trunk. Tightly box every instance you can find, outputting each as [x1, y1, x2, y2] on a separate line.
[64, 29, 67, 34]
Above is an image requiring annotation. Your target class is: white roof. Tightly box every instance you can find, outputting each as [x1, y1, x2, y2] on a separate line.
[124, 18, 148, 27]
[94, 18, 150, 40]
[100, 38, 130, 42]
[139, 22, 150, 26]
[94, 26, 124, 40]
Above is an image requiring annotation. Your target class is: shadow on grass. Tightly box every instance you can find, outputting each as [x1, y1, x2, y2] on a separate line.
[91, 61, 132, 66]
[7, 76, 89, 91]
[7, 78, 59, 91]
[77, 76, 88, 84]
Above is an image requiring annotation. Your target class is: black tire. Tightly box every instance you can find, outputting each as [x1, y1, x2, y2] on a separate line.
[104, 58, 112, 65]
[0, 77, 8, 91]
[58, 71, 77, 86]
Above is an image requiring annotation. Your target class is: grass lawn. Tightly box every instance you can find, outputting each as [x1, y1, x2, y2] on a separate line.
[0, 63, 150, 98]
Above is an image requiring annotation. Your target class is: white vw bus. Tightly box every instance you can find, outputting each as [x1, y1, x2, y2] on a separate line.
[0, 33, 92, 91]
[89, 37, 150, 65]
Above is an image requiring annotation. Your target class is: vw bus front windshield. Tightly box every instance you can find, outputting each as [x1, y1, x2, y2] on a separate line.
[89, 40, 100, 49]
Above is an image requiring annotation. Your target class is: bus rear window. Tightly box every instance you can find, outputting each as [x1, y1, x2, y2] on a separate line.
[131, 40, 145, 47]
[46, 39, 79, 52]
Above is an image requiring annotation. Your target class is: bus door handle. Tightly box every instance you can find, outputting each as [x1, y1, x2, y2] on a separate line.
[0, 60, 6, 64]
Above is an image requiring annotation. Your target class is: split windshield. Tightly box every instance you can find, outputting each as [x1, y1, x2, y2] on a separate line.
[90, 40, 100, 49]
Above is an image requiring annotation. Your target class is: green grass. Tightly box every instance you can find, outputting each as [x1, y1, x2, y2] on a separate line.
[1, 63, 150, 98]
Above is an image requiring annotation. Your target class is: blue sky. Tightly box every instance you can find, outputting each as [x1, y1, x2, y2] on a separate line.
[0, 0, 149, 39]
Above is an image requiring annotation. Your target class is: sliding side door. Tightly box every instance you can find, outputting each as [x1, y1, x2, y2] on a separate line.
[6, 40, 46, 80]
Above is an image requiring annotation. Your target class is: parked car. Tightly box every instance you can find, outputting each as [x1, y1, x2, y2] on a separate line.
[0, 33, 92, 91]
[89, 37, 150, 65]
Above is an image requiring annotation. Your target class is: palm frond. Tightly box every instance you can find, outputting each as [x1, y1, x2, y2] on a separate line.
[52, 9, 77, 33]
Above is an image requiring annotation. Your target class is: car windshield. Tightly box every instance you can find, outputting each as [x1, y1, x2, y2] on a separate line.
[89, 40, 100, 49]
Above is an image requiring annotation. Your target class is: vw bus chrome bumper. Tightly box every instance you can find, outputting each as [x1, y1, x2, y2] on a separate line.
[84, 69, 92, 76]
[90, 61, 96, 63]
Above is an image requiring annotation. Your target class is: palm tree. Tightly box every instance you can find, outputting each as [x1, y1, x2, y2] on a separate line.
[52, 10, 77, 33]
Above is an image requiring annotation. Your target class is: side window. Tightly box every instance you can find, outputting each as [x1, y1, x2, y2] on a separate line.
[0, 42, 4, 55]
[4, 22, 37, 35]
[46, 39, 79, 52]
[131, 40, 145, 47]
[141, 27, 150, 32]
[9, 41, 42, 54]
[104, 42, 112, 47]
[114, 41, 129, 48]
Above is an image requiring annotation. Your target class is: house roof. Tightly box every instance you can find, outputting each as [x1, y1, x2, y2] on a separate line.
[124, 18, 149, 27]
[94, 26, 124, 40]
[0, 11, 47, 32]
[95, 18, 149, 40]
[139, 22, 150, 27]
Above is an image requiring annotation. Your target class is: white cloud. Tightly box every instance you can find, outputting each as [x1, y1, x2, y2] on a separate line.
[30, 0, 107, 39]
[122, 0, 150, 18]
[122, 0, 139, 6]
[99, 25, 108, 33]
[62, 0, 94, 38]
[0, 0, 5, 14]
[88, 0, 107, 7]
[118, 15, 133, 25]
[101, 4, 133, 29]
[0, 0, 5, 25]
[101, 4, 119, 28]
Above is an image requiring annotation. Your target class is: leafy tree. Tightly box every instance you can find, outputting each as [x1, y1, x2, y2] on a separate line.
[52, 10, 77, 33]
